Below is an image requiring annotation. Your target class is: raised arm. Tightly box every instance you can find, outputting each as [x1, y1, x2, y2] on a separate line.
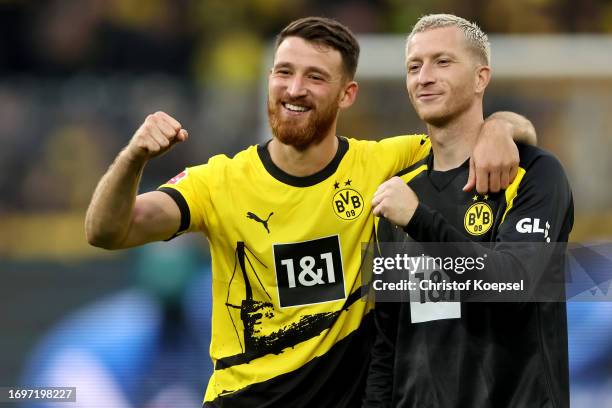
[466, 111, 537, 194]
[85, 111, 188, 250]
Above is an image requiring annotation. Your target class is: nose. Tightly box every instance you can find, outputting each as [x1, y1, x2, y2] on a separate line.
[287, 75, 308, 98]
[417, 62, 435, 86]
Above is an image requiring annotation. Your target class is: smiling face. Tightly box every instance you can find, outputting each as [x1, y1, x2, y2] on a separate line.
[405, 26, 489, 127]
[267, 36, 355, 150]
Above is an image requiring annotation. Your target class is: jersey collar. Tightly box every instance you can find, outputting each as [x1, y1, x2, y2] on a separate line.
[257, 137, 349, 187]
[427, 151, 471, 191]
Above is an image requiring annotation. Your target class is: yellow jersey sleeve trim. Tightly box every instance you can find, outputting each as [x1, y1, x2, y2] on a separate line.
[399, 164, 428, 184]
[500, 167, 527, 224]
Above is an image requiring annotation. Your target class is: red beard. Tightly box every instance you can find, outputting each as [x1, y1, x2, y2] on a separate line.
[267, 96, 339, 151]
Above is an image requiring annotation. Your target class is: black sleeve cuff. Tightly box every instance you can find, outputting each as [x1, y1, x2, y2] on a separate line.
[158, 187, 191, 240]
[402, 202, 433, 240]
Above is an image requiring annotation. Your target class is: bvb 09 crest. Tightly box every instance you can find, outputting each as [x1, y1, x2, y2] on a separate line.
[464, 201, 493, 235]
[332, 188, 364, 220]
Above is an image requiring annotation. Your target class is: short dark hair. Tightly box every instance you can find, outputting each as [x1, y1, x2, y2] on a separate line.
[275, 17, 360, 80]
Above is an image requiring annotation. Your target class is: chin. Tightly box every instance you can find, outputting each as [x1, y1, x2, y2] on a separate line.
[417, 110, 449, 127]
[271, 121, 321, 151]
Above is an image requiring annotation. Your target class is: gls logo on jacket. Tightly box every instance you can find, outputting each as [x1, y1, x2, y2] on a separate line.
[516, 217, 551, 242]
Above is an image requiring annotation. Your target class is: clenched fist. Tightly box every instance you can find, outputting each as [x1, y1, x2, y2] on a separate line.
[125, 111, 188, 161]
[372, 176, 419, 227]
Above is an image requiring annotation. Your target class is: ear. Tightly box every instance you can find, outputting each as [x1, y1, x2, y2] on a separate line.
[338, 80, 359, 109]
[475, 65, 491, 94]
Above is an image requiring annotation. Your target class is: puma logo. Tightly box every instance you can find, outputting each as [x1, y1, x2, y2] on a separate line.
[246, 211, 274, 234]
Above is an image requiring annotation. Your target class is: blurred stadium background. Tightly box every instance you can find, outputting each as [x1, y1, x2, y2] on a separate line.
[1, 0, 611, 407]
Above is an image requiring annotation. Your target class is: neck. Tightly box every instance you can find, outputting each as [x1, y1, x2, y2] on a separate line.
[428, 105, 484, 171]
[268, 131, 339, 177]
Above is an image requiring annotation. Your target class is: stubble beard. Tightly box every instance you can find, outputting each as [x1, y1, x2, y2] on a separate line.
[413, 88, 475, 128]
[268, 97, 339, 151]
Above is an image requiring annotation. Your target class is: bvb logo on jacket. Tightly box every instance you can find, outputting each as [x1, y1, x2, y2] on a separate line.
[464, 194, 493, 236]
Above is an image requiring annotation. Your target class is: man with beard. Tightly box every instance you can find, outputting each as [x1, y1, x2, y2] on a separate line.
[85, 17, 536, 407]
[365, 14, 572, 407]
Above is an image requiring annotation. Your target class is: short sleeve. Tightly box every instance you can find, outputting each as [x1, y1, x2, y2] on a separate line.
[373, 135, 431, 178]
[157, 162, 215, 238]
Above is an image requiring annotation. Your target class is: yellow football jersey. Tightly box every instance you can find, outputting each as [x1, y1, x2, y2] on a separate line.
[158, 135, 430, 407]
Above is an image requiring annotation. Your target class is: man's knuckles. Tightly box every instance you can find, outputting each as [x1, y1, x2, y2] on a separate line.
[153, 111, 181, 129]
[139, 123, 177, 141]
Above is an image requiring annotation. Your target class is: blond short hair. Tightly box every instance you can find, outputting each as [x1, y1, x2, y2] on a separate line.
[407, 14, 490, 65]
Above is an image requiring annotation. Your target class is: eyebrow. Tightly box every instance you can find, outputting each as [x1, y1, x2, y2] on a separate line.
[273, 61, 333, 78]
[407, 51, 458, 63]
